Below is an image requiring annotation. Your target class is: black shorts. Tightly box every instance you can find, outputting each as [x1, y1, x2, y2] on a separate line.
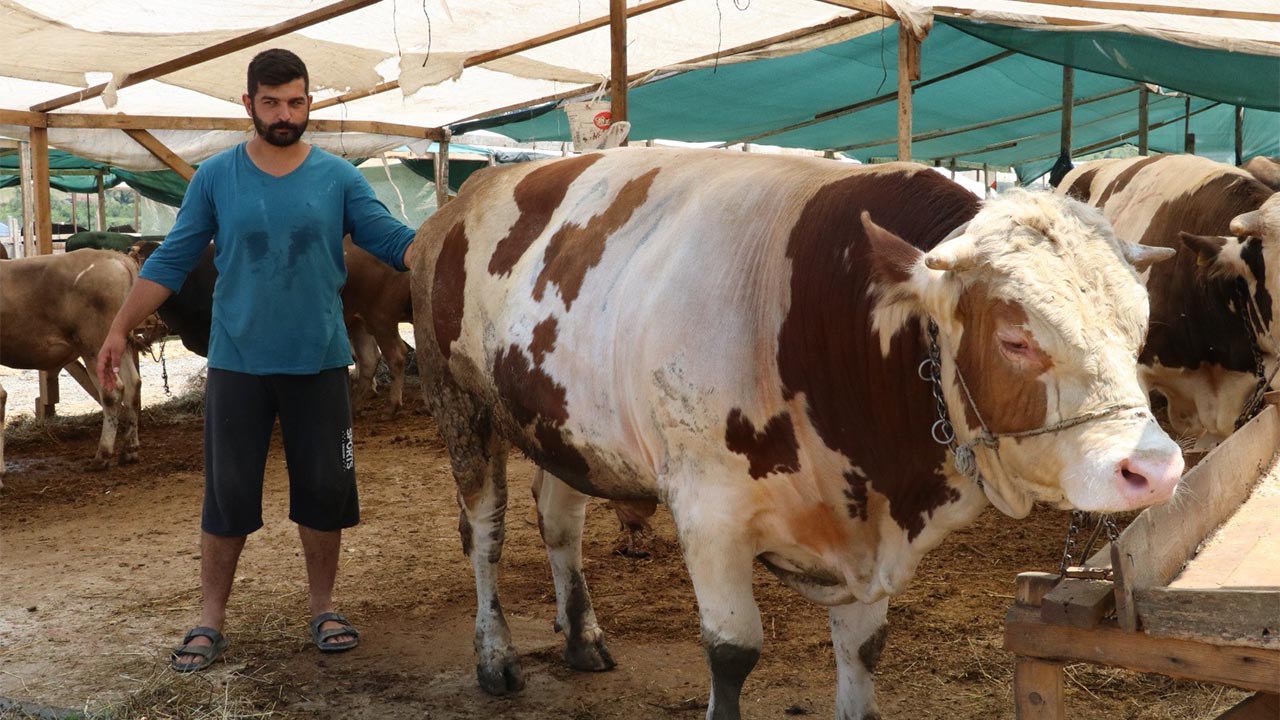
[202, 367, 359, 536]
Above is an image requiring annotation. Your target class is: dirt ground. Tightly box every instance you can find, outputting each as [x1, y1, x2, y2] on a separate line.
[0, 370, 1248, 719]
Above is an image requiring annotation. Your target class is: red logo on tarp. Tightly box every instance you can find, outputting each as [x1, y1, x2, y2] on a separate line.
[593, 111, 613, 130]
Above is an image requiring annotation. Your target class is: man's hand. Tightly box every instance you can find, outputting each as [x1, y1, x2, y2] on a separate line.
[96, 330, 129, 393]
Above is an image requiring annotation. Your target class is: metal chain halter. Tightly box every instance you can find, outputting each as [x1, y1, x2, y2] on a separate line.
[1235, 290, 1275, 430]
[1058, 510, 1119, 579]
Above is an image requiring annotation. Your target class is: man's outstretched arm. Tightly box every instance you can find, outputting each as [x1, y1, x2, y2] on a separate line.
[97, 279, 175, 392]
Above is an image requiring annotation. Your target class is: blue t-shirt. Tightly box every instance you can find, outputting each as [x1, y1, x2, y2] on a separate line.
[140, 144, 416, 375]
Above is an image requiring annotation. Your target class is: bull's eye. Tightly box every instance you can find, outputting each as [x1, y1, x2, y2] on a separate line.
[1001, 338, 1030, 354]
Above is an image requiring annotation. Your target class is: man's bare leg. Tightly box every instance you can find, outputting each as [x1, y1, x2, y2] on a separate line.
[299, 525, 355, 645]
[174, 532, 245, 664]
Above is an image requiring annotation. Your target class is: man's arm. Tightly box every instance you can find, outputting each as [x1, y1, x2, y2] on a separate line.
[343, 169, 417, 271]
[96, 279, 175, 392]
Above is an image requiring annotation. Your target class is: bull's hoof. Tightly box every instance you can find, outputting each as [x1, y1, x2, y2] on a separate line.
[87, 456, 111, 472]
[565, 633, 616, 672]
[476, 650, 525, 696]
[120, 450, 140, 465]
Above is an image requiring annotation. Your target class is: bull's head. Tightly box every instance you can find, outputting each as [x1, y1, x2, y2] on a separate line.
[1180, 192, 1280, 358]
[866, 191, 1182, 517]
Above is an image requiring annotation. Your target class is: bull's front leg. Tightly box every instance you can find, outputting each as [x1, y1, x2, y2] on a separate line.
[669, 485, 763, 720]
[373, 332, 408, 417]
[531, 469, 615, 672]
[116, 350, 141, 464]
[829, 599, 889, 720]
[347, 319, 380, 414]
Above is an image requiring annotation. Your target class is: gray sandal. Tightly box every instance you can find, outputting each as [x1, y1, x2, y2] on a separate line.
[310, 612, 359, 653]
[170, 626, 228, 673]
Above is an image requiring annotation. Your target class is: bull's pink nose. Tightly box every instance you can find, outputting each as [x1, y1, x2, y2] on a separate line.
[1117, 454, 1184, 505]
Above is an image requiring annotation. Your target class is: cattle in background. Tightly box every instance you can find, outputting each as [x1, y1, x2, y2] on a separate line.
[1243, 156, 1280, 191]
[409, 148, 1183, 718]
[0, 250, 142, 478]
[1060, 154, 1278, 445]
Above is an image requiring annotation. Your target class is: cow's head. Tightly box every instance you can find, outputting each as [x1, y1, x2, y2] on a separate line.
[866, 191, 1183, 517]
[1180, 192, 1280, 358]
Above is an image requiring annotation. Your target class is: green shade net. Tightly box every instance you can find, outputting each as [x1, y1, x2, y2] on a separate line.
[480, 22, 1280, 176]
[0, 148, 193, 205]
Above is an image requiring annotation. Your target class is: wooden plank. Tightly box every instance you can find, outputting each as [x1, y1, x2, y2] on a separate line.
[1111, 539, 1138, 632]
[1135, 588, 1280, 648]
[46, 114, 446, 141]
[18, 141, 35, 257]
[312, 0, 687, 111]
[31, 0, 382, 113]
[1015, 572, 1061, 607]
[123, 130, 195, 181]
[1112, 406, 1280, 595]
[816, 0, 899, 21]
[1173, 494, 1280, 589]
[434, 141, 451, 209]
[1040, 578, 1114, 628]
[1236, 107, 1246, 166]
[30, 126, 52, 256]
[896, 24, 918, 161]
[1059, 66, 1074, 162]
[1004, 604, 1280, 693]
[1138, 86, 1149, 155]
[1219, 693, 1280, 720]
[974, 0, 1280, 23]
[610, 0, 629, 126]
[96, 173, 107, 233]
[0, 108, 47, 127]
[307, 118, 445, 141]
[1013, 657, 1065, 720]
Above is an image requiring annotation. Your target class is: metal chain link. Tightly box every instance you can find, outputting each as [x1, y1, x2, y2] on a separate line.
[1235, 289, 1272, 430]
[1058, 510, 1119, 579]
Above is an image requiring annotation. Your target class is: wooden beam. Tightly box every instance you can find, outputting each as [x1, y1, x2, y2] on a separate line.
[434, 140, 451, 209]
[1039, 579, 1114, 629]
[1059, 66, 1074, 161]
[1005, 605, 1280, 694]
[996, 101, 1221, 166]
[450, 14, 871, 128]
[18, 141, 36, 257]
[1137, 86, 1149, 155]
[31, 0, 382, 113]
[1236, 106, 1245, 166]
[307, 118, 446, 141]
[30, 126, 52, 255]
[313, 0, 687, 111]
[1015, 572, 1062, 607]
[726, 50, 1014, 147]
[0, 108, 47, 128]
[816, 0, 898, 21]
[44, 113, 445, 141]
[897, 24, 918, 161]
[972, 0, 1280, 23]
[123, 129, 196, 181]
[610, 0, 629, 127]
[1134, 588, 1280, 647]
[830, 85, 1138, 154]
[96, 173, 107, 232]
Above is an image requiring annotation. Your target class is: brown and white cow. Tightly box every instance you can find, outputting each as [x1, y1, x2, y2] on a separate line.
[408, 148, 1183, 719]
[0, 249, 143, 476]
[1060, 154, 1278, 445]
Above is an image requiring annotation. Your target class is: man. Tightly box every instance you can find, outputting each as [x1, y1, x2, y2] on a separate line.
[97, 49, 416, 673]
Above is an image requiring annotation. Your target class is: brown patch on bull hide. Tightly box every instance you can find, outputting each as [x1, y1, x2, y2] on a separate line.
[776, 168, 977, 541]
[954, 287, 1050, 433]
[530, 317, 558, 365]
[858, 624, 888, 673]
[843, 470, 869, 522]
[1095, 154, 1165, 207]
[724, 408, 801, 479]
[1133, 172, 1273, 374]
[533, 168, 660, 310]
[493, 338, 590, 483]
[488, 154, 603, 277]
[431, 220, 469, 359]
[1063, 167, 1097, 202]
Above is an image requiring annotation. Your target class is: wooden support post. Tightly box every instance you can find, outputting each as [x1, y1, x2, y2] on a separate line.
[897, 23, 920, 161]
[1013, 657, 1065, 720]
[134, 188, 141, 233]
[1184, 96, 1193, 153]
[97, 174, 107, 233]
[71, 192, 78, 233]
[1138, 86, 1149, 155]
[1235, 106, 1245, 166]
[610, 0, 629, 130]
[31, 126, 52, 255]
[1060, 66, 1074, 162]
[36, 370, 59, 420]
[123, 129, 196, 181]
[19, 140, 35, 257]
[434, 140, 451, 209]
[1015, 572, 1061, 607]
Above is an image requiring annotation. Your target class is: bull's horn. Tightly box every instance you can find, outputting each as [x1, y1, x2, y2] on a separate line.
[1121, 241, 1176, 271]
[924, 234, 979, 273]
[1229, 209, 1264, 237]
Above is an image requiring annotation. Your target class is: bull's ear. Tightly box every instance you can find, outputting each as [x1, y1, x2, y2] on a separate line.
[1179, 232, 1228, 268]
[1121, 241, 1176, 271]
[861, 210, 922, 286]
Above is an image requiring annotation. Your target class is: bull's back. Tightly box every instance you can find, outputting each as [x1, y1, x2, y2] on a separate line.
[0, 250, 136, 368]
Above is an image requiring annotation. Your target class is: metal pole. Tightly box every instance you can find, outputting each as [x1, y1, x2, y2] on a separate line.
[1060, 66, 1074, 161]
[1235, 106, 1245, 166]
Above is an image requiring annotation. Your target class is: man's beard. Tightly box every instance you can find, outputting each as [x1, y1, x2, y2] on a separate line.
[252, 111, 307, 147]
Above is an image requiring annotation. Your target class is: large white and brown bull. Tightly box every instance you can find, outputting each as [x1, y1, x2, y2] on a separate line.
[0, 250, 143, 477]
[1060, 154, 1278, 444]
[408, 148, 1184, 719]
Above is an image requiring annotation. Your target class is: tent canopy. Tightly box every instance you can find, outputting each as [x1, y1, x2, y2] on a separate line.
[0, 1, 1276, 174]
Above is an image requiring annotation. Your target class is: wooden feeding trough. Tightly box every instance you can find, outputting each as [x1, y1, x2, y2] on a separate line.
[1005, 404, 1280, 720]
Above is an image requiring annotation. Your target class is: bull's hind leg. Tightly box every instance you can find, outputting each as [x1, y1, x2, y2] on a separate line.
[348, 320, 380, 413]
[531, 469, 615, 672]
[1, 380, 7, 484]
[373, 331, 408, 416]
[91, 363, 121, 471]
[433, 380, 524, 695]
[829, 599, 889, 720]
[668, 482, 762, 720]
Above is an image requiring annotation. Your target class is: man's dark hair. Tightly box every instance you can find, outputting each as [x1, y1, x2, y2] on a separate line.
[247, 49, 309, 97]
